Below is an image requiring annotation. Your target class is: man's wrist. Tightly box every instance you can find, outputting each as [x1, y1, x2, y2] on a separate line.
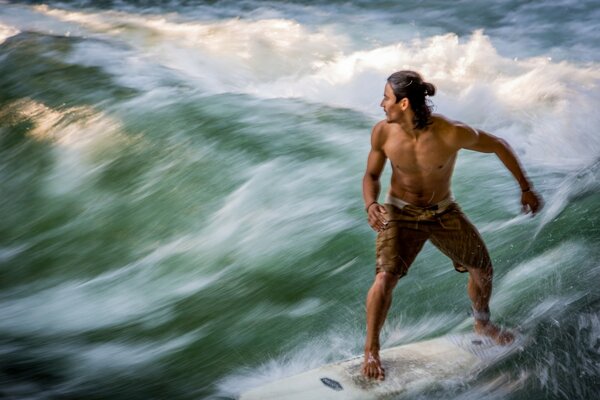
[365, 201, 378, 213]
[518, 178, 531, 193]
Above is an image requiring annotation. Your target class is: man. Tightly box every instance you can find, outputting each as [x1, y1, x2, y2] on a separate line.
[361, 70, 542, 381]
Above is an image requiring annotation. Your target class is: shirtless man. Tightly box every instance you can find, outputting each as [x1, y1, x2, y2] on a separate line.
[361, 70, 542, 380]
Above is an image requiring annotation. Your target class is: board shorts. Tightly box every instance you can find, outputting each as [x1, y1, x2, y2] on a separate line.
[375, 200, 492, 277]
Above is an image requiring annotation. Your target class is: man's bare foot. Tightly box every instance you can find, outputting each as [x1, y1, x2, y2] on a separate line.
[474, 320, 514, 345]
[362, 350, 385, 380]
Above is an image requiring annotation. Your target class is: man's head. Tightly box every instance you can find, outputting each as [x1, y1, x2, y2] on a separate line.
[381, 70, 436, 129]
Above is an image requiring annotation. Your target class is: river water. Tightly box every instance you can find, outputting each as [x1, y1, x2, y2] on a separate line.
[1, 1, 599, 399]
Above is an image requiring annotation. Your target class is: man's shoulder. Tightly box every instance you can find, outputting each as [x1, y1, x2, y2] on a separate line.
[432, 114, 475, 132]
[371, 119, 390, 138]
[370, 120, 390, 149]
[431, 114, 478, 148]
[372, 119, 388, 131]
[431, 114, 457, 131]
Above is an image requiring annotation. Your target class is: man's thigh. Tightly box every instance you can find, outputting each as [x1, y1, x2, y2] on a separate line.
[375, 218, 430, 277]
[429, 205, 492, 272]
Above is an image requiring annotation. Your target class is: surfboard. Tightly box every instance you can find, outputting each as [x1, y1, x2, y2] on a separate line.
[239, 332, 521, 400]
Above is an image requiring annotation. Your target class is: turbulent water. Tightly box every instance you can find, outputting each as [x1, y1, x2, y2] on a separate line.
[1, 1, 599, 399]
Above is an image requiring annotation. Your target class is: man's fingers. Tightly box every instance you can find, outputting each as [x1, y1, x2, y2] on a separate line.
[522, 191, 543, 216]
[368, 206, 388, 232]
[368, 216, 382, 232]
[369, 220, 383, 232]
[376, 206, 388, 226]
[523, 200, 541, 215]
[376, 366, 385, 380]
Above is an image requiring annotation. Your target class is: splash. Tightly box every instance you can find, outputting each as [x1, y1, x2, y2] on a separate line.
[0, 22, 19, 44]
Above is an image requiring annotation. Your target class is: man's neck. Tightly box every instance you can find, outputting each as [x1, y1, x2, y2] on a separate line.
[399, 119, 421, 139]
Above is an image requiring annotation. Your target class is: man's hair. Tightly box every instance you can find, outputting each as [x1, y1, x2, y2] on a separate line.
[387, 70, 436, 129]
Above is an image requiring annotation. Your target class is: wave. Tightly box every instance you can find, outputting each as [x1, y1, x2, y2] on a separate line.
[0, 22, 19, 44]
[19, 4, 598, 173]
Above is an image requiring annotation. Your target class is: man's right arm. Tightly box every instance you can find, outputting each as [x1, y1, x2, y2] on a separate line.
[363, 122, 388, 232]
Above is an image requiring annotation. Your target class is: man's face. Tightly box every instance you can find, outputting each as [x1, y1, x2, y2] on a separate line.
[380, 83, 406, 123]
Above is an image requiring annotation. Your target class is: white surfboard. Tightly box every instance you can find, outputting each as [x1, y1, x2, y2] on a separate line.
[239, 333, 521, 400]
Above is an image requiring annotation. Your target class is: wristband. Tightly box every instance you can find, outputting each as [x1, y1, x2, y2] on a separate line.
[521, 187, 531, 193]
[365, 201, 378, 213]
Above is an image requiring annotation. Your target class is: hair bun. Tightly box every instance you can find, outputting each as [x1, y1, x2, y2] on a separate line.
[423, 82, 436, 97]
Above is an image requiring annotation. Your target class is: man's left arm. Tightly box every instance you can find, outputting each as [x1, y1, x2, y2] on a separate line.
[457, 124, 543, 215]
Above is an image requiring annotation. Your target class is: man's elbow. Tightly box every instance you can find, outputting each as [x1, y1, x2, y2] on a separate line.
[493, 138, 512, 155]
[363, 172, 380, 183]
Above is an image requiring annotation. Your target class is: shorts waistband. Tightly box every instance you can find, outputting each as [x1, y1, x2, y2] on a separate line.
[384, 193, 454, 214]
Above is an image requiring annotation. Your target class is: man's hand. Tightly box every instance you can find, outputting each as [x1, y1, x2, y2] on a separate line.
[521, 189, 543, 215]
[367, 203, 389, 232]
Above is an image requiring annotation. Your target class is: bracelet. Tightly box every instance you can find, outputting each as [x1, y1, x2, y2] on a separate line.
[521, 187, 531, 193]
[365, 201, 378, 213]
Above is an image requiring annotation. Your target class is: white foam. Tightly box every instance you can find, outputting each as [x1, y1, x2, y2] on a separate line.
[499, 243, 580, 287]
[33, 5, 115, 32]
[578, 312, 600, 352]
[493, 241, 590, 316]
[327, 258, 358, 277]
[218, 312, 465, 399]
[191, 158, 356, 267]
[534, 161, 600, 235]
[382, 313, 463, 348]
[238, 298, 325, 324]
[0, 99, 126, 196]
[447, 369, 530, 400]
[216, 325, 362, 399]
[69, 329, 203, 374]
[0, 3, 88, 38]
[0, 22, 19, 44]
[0, 244, 28, 263]
[0, 251, 223, 334]
[35, 6, 346, 90]
[526, 295, 586, 323]
[245, 30, 599, 173]
[25, 5, 600, 175]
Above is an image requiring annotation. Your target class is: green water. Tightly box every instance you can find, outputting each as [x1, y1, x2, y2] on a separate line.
[1, 1, 599, 399]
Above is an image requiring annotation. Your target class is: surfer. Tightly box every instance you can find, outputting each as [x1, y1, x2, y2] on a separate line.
[361, 70, 543, 381]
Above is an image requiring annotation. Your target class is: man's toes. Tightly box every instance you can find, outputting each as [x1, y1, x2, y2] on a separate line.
[500, 330, 515, 345]
[369, 365, 379, 379]
[371, 366, 378, 378]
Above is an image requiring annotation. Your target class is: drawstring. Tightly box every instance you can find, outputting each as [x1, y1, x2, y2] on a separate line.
[413, 207, 440, 229]
[385, 195, 454, 229]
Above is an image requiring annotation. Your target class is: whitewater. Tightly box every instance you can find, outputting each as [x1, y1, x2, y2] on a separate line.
[0, 1, 598, 399]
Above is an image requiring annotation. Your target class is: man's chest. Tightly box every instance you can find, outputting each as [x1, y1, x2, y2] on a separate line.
[383, 135, 456, 174]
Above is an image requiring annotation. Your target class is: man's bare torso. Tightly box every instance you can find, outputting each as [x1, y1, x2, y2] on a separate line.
[379, 115, 458, 206]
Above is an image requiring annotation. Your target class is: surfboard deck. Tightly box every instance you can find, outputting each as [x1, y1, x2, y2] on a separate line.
[239, 332, 521, 400]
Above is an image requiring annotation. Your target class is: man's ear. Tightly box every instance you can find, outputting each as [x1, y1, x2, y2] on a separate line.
[399, 97, 410, 110]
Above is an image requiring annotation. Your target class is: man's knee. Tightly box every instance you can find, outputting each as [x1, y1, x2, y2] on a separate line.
[373, 271, 401, 294]
[467, 262, 493, 282]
